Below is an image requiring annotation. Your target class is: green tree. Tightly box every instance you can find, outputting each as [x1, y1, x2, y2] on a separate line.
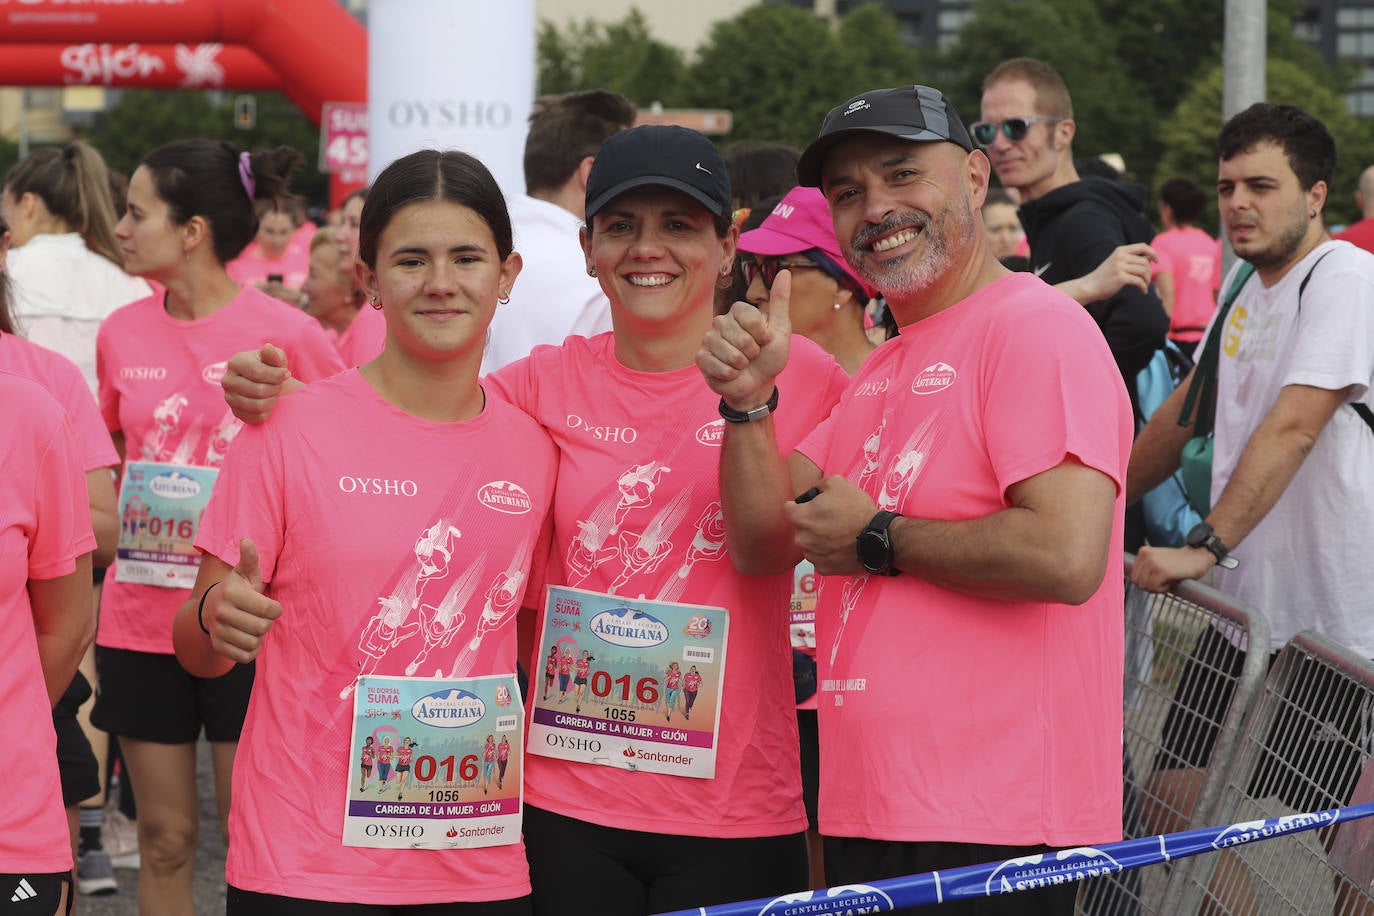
[683, 4, 844, 148]
[835, 3, 925, 97]
[89, 90, 327, 206]
[1157, 58, 1374, 229]
[536, 10, 687, 107]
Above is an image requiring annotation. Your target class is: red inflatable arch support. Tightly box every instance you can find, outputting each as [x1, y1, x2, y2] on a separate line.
[0, 0, 366, 124]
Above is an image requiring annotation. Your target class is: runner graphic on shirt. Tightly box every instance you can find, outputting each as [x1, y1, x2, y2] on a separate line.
[203, 409, 244, 468]
[411, 521, 462, 610]
[444, 553, 525, 678]
[857, 419, 886, 490]
[659, 501, 727, 603]
[607, 487, 692, 596]
[567, 461, 672, 585]
[144, 392, 190, 461]
[405, 558, 486, 677]
[349, 595, 421, 696]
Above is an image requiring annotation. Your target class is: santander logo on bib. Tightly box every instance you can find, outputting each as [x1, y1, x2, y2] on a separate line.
[912, 362, 957, 395]
[478, 481, 532, 515]
[202, 361, 229, 385]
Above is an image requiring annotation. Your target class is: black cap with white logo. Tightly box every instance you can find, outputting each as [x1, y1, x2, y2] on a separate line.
[584, 125, 731, 221]
[797, 85, 975, 187]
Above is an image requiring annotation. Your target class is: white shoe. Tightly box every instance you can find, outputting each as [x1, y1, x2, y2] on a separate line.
[103, 810, 140, 871]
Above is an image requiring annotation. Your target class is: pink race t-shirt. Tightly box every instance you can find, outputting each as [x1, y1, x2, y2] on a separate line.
[796, 272, 1131, 847]
[488, 331, 848, 838]
[96, 286, 345, 654]
[1154, 226, 1221, 343]
[0, 332, 118, 472]
[195, 369, 556, 904]
[0, 372, 98, 873]
[226, 228, 314, 289]
[334, 302, 386, 367]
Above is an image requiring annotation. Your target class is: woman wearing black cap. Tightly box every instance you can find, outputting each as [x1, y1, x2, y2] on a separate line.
[219, 126, 850, 914]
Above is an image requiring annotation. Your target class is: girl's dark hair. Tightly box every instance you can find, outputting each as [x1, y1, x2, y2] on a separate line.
[141, 140, 303, 265]
[358, 150, 512, 269]
[0, 213, 13, 334]
[4, 140, 123, 266]
[1158, 177, 1207, 226]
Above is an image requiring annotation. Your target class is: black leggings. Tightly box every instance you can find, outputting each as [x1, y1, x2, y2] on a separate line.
[523, 805, 807, 915]
[227, 887, 531, 916]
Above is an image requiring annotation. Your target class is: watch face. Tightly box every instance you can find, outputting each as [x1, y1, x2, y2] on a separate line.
[857, 530, 891, 573]
[1185, 523, 1211, 549]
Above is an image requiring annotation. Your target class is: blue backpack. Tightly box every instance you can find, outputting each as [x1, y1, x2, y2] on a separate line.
[1136, 341, 1201, 546]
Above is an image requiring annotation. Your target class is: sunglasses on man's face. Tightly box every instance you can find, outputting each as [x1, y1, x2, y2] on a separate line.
[740, 257, 822, 289]
[969, 116, 1063, 147]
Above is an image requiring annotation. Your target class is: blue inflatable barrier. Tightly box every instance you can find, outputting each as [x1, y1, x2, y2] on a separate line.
[656, 800, 1374, 915]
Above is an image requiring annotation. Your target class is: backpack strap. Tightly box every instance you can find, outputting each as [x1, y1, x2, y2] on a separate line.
[1178, 261, 1255, 433]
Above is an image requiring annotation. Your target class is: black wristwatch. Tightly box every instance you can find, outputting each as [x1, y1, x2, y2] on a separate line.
[1185, 522, 1239, 570]
[857, 510, 901, 576]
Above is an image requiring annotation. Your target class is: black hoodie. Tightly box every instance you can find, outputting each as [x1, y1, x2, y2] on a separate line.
[1018, 176, 1171, 384]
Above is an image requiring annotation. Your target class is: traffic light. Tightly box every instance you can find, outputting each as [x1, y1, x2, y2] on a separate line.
[234, 95, 256, 130]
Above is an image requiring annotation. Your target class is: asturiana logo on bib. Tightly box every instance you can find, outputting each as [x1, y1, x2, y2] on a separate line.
[410, 688, 485, 728]
[696, 419, 725, 447]
[590, 607, 669, 648]
[757, 885, 895, 915]
[149, 470, 202, 500]
[912, 362, 956, 395]
[201, 361, 228, 385]
[478, 481, 532, 515]
[1210, 812, 1333, 851]
[985, 848, 1122, 895]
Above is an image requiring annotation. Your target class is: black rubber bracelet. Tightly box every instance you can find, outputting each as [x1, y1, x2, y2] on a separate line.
[197, 581, 222, 635]
[718, 386, 779, 423]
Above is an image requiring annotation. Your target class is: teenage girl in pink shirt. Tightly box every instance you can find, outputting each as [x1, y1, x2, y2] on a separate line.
[221, 126, 851, 915]
[176, 149, 552, 914]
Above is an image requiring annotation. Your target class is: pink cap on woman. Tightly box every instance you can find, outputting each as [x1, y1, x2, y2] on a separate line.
[738, 186, 877, 299]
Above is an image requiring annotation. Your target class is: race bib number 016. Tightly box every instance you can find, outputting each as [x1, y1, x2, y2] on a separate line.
[344, 674, 522, 849]
[528, 586, 728, 779]
[114, 461, 217, 588]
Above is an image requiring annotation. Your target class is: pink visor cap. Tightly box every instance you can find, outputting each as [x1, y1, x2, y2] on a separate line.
[738, 186, 877, 299]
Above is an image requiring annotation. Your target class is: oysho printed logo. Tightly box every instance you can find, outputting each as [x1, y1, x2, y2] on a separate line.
[387, 99, 512, 130]
[912, 362, 956, 395]
[854, 378, 890, 397]
[201, 360, 228, 385]
[758, 885, 895, 915]
[695, 419, 725, 446]
[149, 470, 201, 500]
[338, 477, 419, 497]
[566, 414, 639, 444]
[410, 688, 485, 728]
[478, 481, 533, 515]
[120, 366, 167, 380]
[985, 848, 1122, 894]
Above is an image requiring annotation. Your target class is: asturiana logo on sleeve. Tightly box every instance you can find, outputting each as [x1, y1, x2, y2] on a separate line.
[757, 885, 895, 915]
[911, 362, 957, 395]
[984, 848, 1122, 895]
[478, 481, 533, 515]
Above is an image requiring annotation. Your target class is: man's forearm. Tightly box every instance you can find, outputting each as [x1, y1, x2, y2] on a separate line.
[720, 419, 805, 575]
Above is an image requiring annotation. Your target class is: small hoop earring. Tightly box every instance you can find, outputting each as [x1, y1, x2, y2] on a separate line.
[498, 292, 511, 305]
[370, 296, 382, 311]
[588, 266, 597, 277]
[720, 263, 732, 276]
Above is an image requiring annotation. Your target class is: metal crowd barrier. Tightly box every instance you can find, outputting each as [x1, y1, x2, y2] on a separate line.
[1079, 556, 1271, 915]
[1174, 630, 1374, 915]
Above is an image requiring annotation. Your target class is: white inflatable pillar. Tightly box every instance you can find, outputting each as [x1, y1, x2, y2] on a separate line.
[368, 0, 535, 195]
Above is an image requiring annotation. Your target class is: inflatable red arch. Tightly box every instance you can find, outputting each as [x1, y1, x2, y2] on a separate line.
[0, 0, 367, 125]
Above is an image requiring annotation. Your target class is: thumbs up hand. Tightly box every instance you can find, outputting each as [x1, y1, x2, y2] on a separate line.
[697, 269, 793, 412]
[205, 537, 283, 663]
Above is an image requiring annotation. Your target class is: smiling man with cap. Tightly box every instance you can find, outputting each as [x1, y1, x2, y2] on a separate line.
[698, 85, 1131, 913]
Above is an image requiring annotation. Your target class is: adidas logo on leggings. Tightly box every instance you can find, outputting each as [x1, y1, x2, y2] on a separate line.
[10, 878, 37, 902]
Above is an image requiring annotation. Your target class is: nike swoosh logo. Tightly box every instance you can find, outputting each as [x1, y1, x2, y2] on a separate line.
[1033, 262, 1052, 277]
[695, 163, 712, 174]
